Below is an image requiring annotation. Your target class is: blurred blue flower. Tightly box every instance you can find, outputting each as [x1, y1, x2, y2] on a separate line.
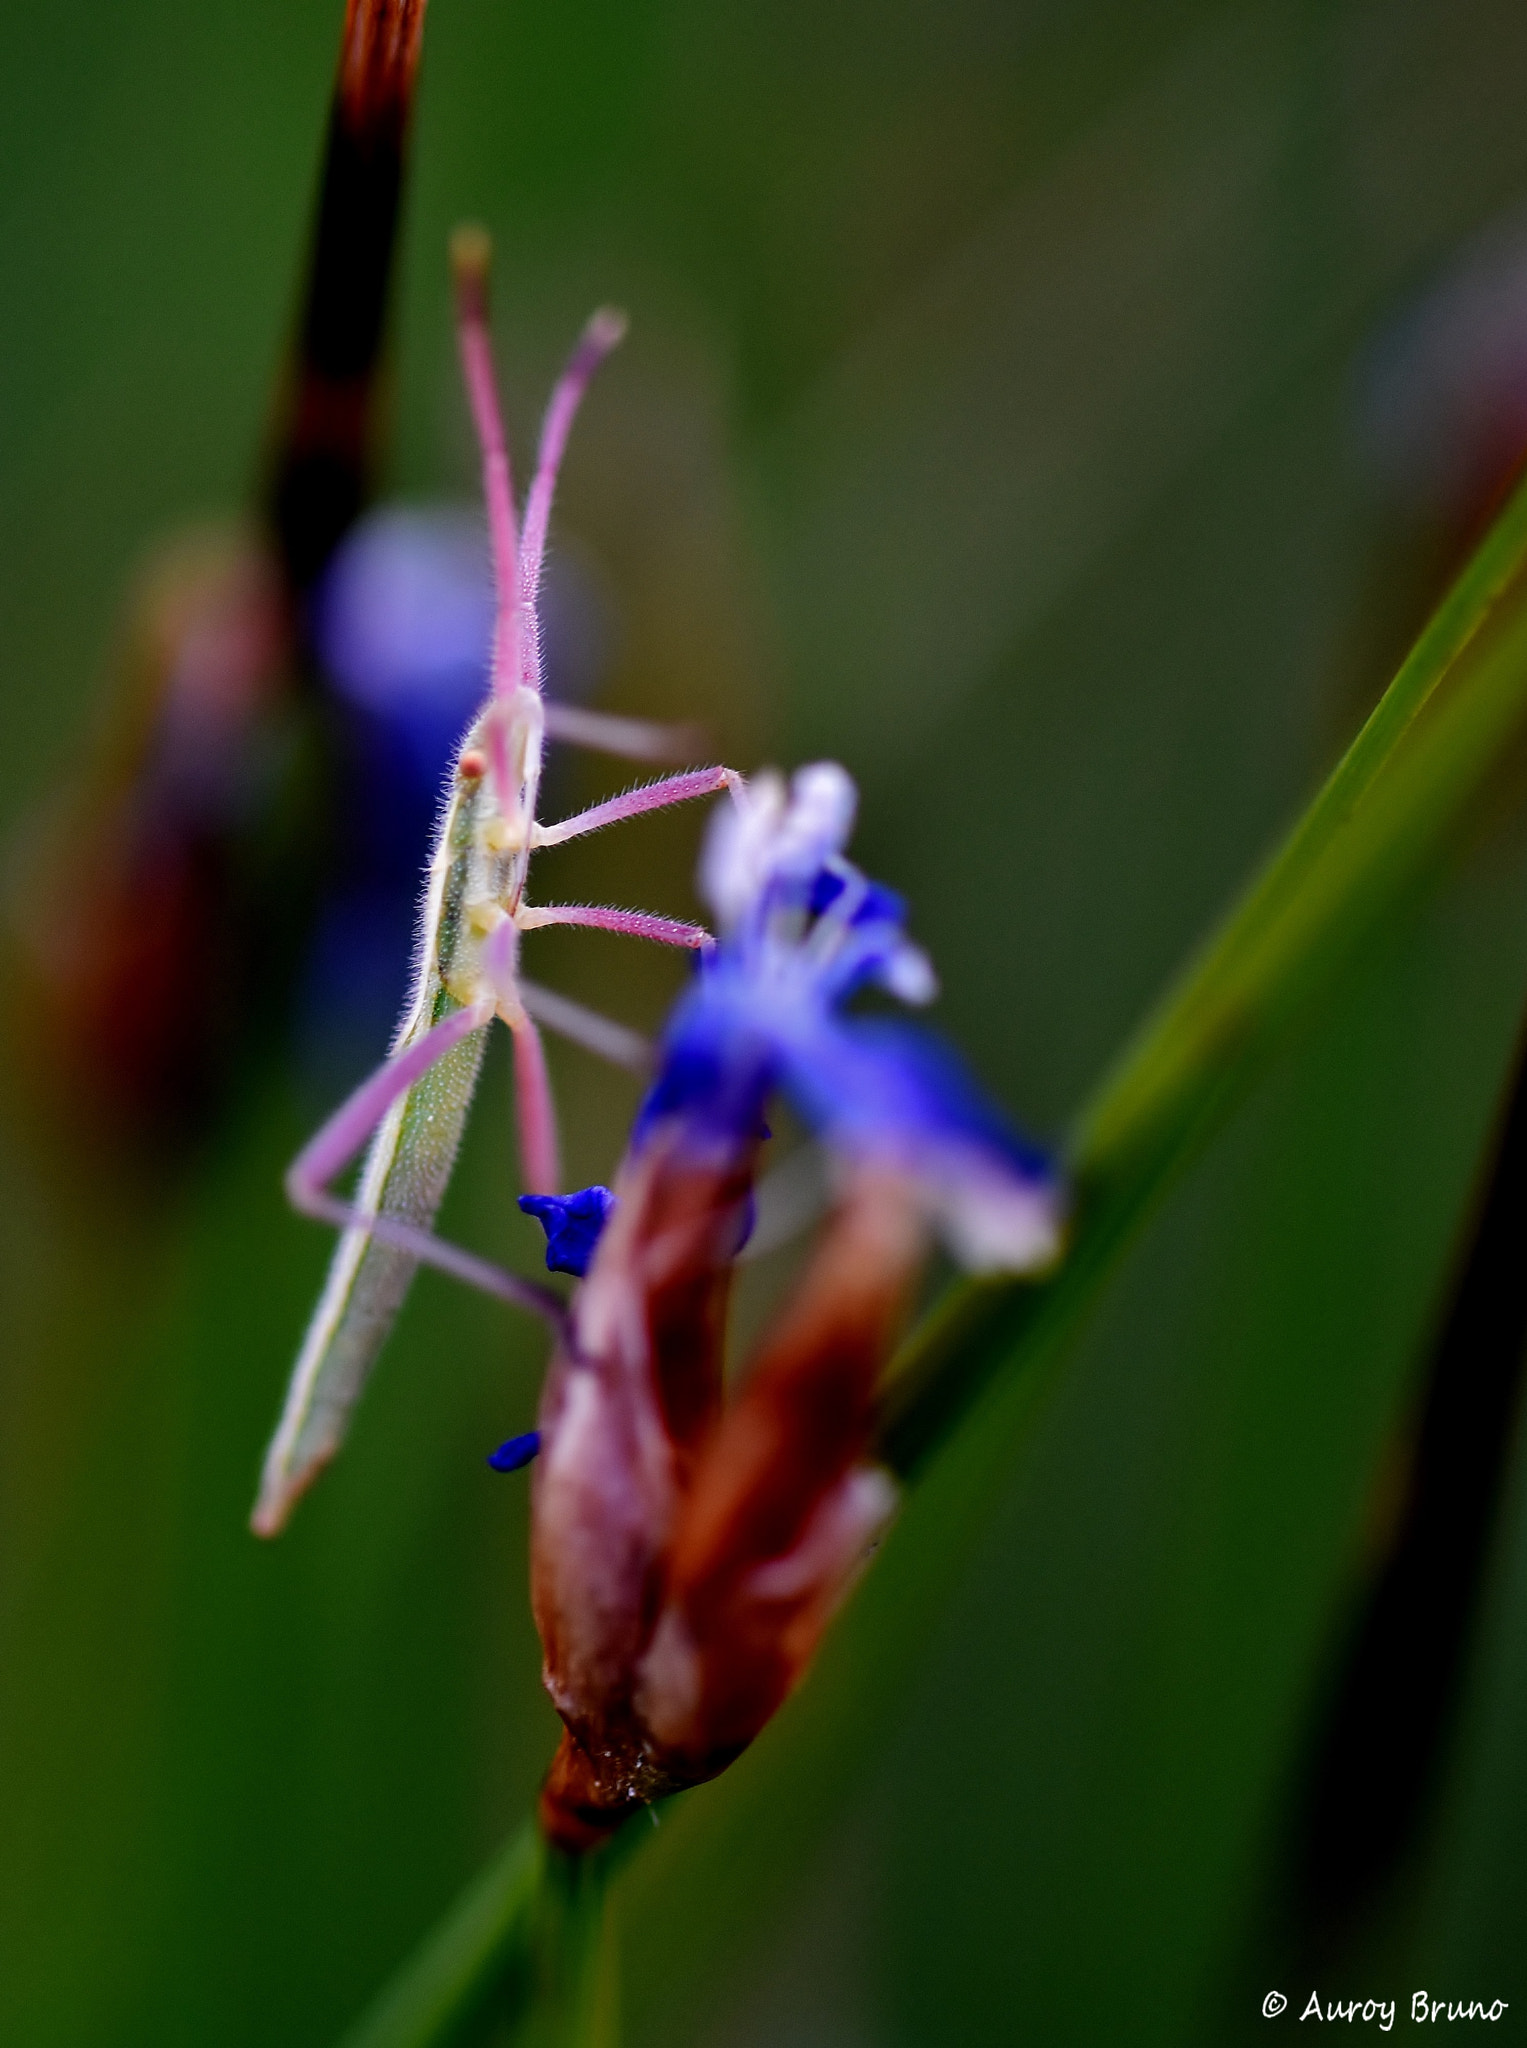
[315, 504, 498, 802]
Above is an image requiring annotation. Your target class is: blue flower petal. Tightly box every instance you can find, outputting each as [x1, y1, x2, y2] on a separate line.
[518, 1186, 617, 1276]
[637, 763, 1066, 1271]
[808, 867, 848, 916]
[487, 1431, 541, 1473]
[850, 881, 906, 930]
[634, 989, 777, 1149]
[788, 1018, 1054, 1183]
[789, 1020, 1062, 1268]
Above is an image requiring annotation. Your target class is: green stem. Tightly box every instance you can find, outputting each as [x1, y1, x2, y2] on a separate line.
[338, 1826, 625, 2048]
[337, 1825, 542, 2048]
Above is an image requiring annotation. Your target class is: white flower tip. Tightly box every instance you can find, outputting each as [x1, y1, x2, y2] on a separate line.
[935, 1171, 1066, 1275]
[884, 943, 937, 1006]
[787, 761, 857, 855]
[702, 766, 850, 928]
[701, 770, 778, 925]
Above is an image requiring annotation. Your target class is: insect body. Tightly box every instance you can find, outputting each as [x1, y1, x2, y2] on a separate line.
[252, 232, 739, 1536]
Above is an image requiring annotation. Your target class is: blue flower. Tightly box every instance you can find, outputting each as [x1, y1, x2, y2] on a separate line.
[637, 764, 1064, 1272]
[519, 1185, 618, 1276]
[527, 764, 1064, 1850]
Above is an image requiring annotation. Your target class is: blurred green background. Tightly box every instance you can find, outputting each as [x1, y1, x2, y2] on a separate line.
[5, 0, 1527, 2041]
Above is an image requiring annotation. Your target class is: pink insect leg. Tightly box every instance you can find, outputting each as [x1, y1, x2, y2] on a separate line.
[516, 307, 628, 693]
[511, 1015, 561, 1195]
[533, 765, 742, 850]
[286, 997, 565, 1324]
[540, 699, 707, 765]
[479, 914, 564, 1195]
[517, 904, 713, 948]
[519, 978, 651, 1073]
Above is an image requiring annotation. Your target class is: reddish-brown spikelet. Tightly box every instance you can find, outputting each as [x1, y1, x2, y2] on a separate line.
[656, 1169, 922, 1754]
[336, 0, 428, 129]
[532, 1125, 921, 1853]
[270, 0, 431, 593]
[4, 533, 288, 1157]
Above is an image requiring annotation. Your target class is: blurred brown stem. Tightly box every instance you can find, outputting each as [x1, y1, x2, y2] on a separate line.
[267, 0, 428, 598]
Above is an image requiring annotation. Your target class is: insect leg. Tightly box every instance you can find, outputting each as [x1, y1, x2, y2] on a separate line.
[516, 904, 713, 947]
[477, 914, 563, 1194]
[509, 1014, 561, 1195]
[540, 700, 707, 764]
[533, 765, 742, 849]
[519, 978, 651, 1073]
[285, 998, 564, 1320]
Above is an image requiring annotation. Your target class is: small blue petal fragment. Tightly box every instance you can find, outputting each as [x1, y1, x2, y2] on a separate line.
[808, 867, 847, 916]
[851, 881, 906, 930]
[487, 1431, 541, 1473]
[518, 1186, 617, 1276]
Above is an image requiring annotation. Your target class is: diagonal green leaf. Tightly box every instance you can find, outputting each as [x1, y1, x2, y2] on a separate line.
[879, 463, 1527, 1475]
[338, 1821, 634, 2048]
